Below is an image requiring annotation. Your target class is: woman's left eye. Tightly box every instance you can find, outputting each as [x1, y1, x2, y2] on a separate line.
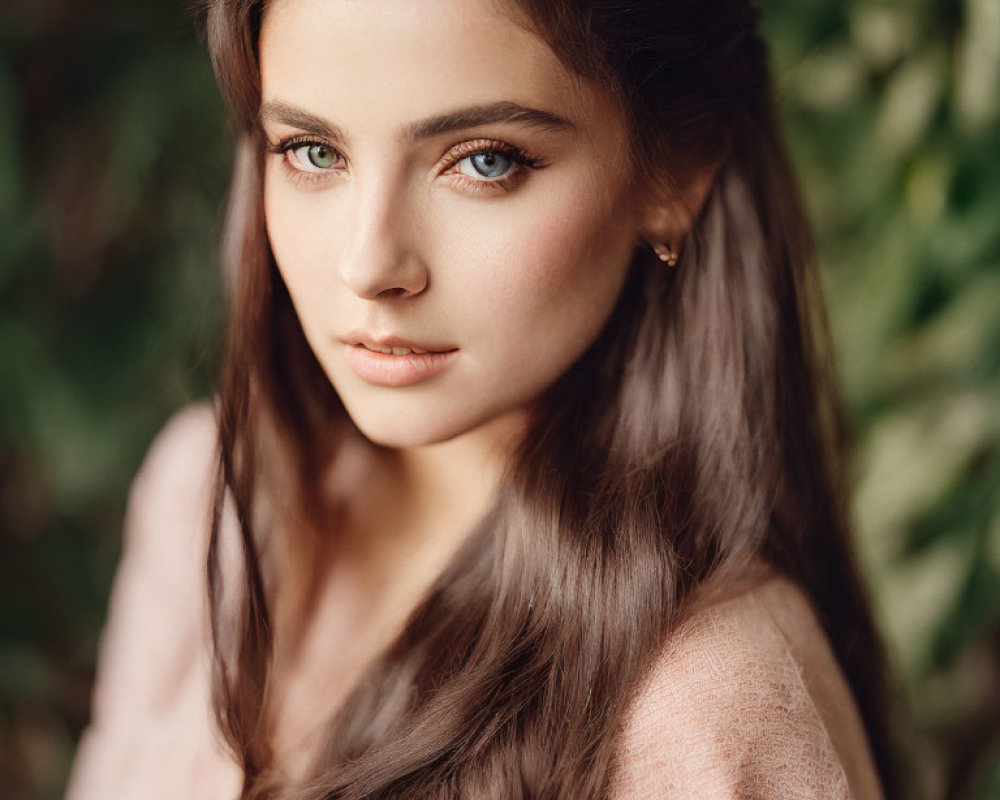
[446, 141, 547, 193]
[456, 151, 516, 180]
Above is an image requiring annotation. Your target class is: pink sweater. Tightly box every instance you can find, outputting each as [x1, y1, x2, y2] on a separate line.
[606, 565, 885, 799]
[65, 405, 885, 799]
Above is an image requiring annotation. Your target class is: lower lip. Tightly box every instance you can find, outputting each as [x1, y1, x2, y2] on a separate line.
[344, 344, 460, 387]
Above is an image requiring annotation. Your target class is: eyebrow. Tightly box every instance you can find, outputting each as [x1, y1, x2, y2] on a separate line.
[259, 99, 578, 146]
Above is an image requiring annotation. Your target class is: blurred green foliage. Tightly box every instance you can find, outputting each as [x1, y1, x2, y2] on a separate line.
[1, 3, 228, 797]
[762, 2, 1000, 797]
[0, 1, 997, 799]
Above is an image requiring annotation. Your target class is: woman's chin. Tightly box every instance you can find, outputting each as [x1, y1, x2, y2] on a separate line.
[342, 398, 529, 454]
[355, 423, 455, 450]
[345, 406, 477, 450]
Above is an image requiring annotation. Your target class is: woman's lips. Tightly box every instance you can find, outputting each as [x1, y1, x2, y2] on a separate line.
[341, 330, 454, 354]
[343, 343, 460, 387]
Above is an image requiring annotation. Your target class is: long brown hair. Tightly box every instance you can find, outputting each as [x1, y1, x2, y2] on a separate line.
[201, 0, 909, 797]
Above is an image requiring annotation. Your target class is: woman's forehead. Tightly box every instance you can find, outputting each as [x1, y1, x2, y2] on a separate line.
[258, 0, 606, 141]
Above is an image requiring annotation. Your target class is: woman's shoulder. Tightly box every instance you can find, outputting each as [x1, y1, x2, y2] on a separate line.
[105, 401, 223, 652]
[84, 400, 221, 724]
[64, 401, 242, 800]
[126, 399, 218, 526]
[608, 558, 885, 800]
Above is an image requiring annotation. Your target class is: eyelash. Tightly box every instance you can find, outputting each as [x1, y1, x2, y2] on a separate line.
[264, 135, 548, 194]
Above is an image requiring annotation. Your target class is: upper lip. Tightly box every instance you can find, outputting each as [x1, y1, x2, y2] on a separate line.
[341, 330, 457, 353]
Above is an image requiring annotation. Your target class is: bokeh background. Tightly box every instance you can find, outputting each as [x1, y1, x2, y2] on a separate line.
[1, 0, 998, 798]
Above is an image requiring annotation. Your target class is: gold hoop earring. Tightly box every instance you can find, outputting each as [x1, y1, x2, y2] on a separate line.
[652, 242, 679, 267]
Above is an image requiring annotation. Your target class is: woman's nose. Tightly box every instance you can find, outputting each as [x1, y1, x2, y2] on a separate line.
[336, 178, 429, 300]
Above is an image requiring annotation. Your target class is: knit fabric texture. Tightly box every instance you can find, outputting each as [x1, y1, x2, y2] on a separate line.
[607, 568, 885, 800]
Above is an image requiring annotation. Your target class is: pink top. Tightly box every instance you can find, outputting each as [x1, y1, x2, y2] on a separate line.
[606, 564, 886, 799]
[64, 404, 885, 799]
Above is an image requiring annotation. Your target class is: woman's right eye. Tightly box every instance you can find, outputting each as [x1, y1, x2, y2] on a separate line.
[287, 142, 341, 172]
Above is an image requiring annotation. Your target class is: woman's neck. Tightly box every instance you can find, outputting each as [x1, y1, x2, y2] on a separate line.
[267, 408, 530, 768]
[340, 406, 529, 586]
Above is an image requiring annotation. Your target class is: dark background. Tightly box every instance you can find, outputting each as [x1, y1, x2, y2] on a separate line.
[1, 1, 998, 798]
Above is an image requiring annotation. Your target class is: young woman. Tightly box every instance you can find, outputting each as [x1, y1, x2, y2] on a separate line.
[65, 0, 910, 798]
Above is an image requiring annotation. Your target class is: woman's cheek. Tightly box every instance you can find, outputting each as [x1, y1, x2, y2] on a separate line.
[487, 200, 585, 296]
[267, 199, 338, 304]
[511, 203, 625, 309]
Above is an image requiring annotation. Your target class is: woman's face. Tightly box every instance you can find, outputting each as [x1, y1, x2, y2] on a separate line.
[260, 0, 650, 449]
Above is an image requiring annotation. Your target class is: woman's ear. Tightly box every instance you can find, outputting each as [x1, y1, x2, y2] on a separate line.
[634, 155, 724, 252]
